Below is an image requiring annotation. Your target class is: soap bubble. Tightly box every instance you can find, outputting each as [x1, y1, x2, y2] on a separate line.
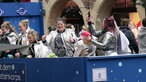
[118, 62, 123, 67]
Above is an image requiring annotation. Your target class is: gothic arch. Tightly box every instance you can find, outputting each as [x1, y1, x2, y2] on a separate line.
[43, 0, 115, 34]
[92, 0, 115, 30]
[47, 0, 85, 26]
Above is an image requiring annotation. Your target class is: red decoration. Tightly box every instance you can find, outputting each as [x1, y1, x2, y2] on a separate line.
[137, 21, 142, 29]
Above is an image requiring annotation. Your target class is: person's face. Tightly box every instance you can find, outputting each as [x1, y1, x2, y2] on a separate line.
[19, 23, 27, 34]
[128, 21, 135, 29]
[82, 36, 91, 44]
[57, 21, 65, 32]
[1, 27, 8, 34]
[28, 34, 35, 43]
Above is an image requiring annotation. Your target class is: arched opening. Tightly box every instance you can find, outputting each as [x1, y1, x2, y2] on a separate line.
[49, 0, 84, 36]
[49, 0, 69, 27]
[61, 0, 84, 36]
[111, 0, 141, 29]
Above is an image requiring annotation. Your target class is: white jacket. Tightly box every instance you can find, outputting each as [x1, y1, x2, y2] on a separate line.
[34, 41, 52, 58]
[45, 29, 77, 57]
[7, 32, 18, 45]
[74, 40, 96, 57]
[17, 27, 31, 45]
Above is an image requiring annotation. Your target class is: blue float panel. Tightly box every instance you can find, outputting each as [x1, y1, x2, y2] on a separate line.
[0, 55, 146, 82]
[0, 58, 87, 82]
[86, 55, 146, 82]
[0, 2, 44, 36]
[0, 2, 42, 16]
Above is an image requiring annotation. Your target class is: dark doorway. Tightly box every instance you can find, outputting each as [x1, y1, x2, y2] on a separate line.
[111, 0, 137, 26]
[61, 1, 84, 37]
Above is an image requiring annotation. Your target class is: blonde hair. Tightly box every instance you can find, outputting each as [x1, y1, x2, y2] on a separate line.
[120, 18, 130, 27]
[28, 29, 40, 43]
[1, 21, 18, 34]
[19, 19, 29, 28]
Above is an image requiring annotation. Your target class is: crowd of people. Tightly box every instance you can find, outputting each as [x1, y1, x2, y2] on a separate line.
[0, 15, 146, 58]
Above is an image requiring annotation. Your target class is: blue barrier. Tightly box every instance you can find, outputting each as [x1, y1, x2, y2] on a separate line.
[0, 54, 146, 82]
[0, 2, 44, 36]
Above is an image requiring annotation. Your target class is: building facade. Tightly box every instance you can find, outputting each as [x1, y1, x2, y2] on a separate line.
[42, 0, 145, 34]
[42, 0, 115, 34]
[0, 0, 145, 34]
